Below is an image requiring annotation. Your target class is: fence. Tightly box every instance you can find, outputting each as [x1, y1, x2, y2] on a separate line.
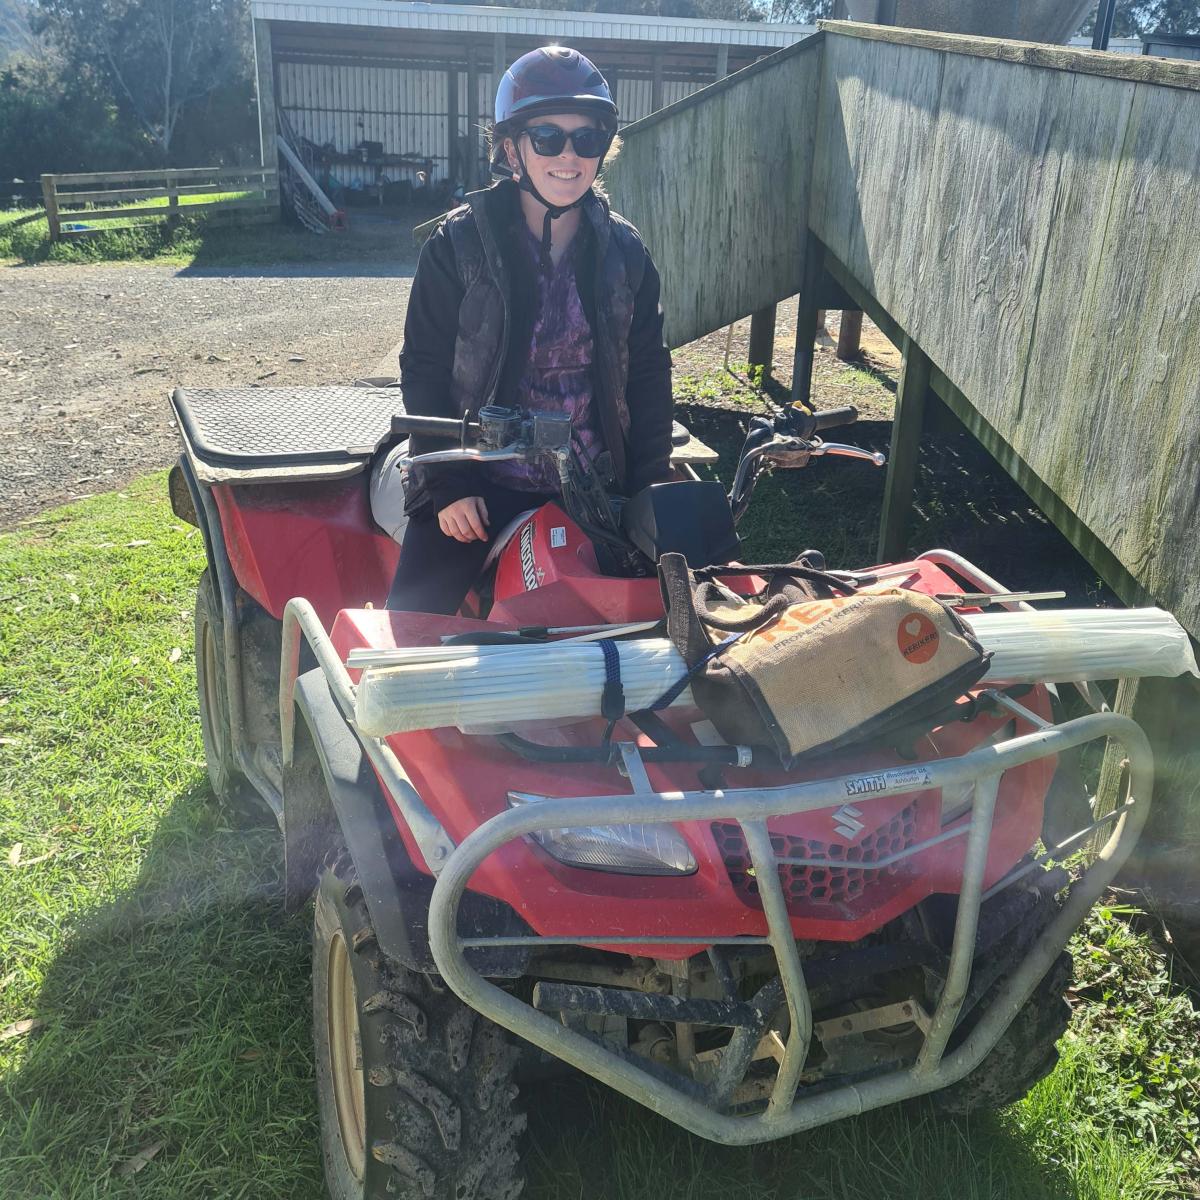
[39, 166, 279, 241]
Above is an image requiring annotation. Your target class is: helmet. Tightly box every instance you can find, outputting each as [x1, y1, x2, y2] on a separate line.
[494, 46, 618, 128]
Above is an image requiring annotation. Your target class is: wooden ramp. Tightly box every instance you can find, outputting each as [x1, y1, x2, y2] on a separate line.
[606, 24, 1200, 909]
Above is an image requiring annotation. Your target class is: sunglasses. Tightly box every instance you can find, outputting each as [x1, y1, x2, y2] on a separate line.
[522, 124, 612, 159]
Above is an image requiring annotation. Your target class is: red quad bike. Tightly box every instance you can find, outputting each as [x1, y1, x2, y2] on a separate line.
[169, 383, 1151, 1200]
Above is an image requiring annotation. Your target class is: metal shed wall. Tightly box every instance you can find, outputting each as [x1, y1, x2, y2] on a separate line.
[274, 62, 712, 188]
[258, 4, 807, 188]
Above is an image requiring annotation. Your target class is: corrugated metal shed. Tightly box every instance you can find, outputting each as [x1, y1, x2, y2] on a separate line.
[253, 2, 815, 194]
[251, 0, 813, 47]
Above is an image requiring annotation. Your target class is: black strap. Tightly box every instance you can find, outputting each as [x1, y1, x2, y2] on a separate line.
[598, 638, 625, 723]
[693, 561, 856, 595]
[693, 589, 791, 633]
[649, 633, 740, 711]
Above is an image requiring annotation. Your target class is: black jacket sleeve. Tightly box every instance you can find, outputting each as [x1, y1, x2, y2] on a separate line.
[623, 247, 675, 494]
[398, 225, 478, 516]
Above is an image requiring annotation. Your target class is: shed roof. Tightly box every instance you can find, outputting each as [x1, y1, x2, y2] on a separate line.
[249, 0, 815, 47]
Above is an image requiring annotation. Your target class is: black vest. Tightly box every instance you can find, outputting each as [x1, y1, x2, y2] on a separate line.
[442, 181, 647, 489]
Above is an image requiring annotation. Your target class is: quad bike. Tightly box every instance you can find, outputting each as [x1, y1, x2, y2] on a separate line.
[169, 382, 1151, 1200]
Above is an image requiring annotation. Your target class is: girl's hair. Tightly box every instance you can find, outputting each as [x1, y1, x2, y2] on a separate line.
[486, 118, 622, 181]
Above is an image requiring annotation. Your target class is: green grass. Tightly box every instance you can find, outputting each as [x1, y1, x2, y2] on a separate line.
[1, 472, 1197, 1198]
[0, 201, 425, 267]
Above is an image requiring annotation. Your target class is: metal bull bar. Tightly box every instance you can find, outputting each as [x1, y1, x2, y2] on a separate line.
[428, 713, 1152, 1145]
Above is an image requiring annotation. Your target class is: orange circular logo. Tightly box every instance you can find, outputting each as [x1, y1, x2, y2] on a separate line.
[897, 613, 939, 664]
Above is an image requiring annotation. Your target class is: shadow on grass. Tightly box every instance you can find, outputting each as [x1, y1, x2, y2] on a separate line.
[842, 350, 900, 395]
[0, 784, 323, 1199]
[523, 1073, 1078, 1200]
[0, 771, 1083, 1200]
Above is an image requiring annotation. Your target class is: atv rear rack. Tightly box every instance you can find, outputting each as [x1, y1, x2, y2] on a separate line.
[279, 596, 1152, 1144]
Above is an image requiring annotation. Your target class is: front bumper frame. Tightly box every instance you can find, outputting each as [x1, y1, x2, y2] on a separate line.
[426, 712, 1151, 1144]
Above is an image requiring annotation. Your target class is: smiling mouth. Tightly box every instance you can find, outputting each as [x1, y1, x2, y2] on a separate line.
[547, 170, 581, 181]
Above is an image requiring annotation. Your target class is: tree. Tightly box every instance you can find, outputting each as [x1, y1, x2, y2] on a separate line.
[1078, 0, 1200, 37]
[764, 0, 836, 22]
[37, 0, 251, 161]
[0, 50, 147, 176]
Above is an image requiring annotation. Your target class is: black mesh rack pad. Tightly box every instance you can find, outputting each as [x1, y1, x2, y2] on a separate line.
[171, 386, 403, 470]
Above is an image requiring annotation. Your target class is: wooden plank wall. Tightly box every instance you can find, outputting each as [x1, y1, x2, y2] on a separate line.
[604, 36, 822, 349]
[810, 23, 1200, 643]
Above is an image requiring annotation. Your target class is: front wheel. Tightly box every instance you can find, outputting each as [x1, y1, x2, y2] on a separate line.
[312, 859, 527, 1200]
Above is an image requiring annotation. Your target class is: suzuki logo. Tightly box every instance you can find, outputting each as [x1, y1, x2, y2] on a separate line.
[831, 804, 865, 840]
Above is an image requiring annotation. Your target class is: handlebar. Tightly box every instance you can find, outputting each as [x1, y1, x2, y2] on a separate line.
[811, 405, 858, 431]
[391, 412, 481, 441]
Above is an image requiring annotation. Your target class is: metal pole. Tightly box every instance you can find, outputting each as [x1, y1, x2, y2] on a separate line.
[742, 820, 813, 1118]
[1092, 0, 1118, 50]
[446, 67, 459, 189]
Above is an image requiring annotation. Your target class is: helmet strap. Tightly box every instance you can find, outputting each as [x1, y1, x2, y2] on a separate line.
[513, 140, 589, 270]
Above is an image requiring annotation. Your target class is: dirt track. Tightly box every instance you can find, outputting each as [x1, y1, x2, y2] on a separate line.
[0, 252, 896, 528]
[0, 260, 413, 526]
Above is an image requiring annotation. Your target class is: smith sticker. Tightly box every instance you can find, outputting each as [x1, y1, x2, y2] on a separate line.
[844, 765, 933, 798]
[520, 520, 539, 591]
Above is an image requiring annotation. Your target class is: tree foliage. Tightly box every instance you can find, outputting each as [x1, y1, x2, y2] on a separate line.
[1079, 0, 1200, 37]
[37, 0, 252, 159]
[0, 51, 148, 177]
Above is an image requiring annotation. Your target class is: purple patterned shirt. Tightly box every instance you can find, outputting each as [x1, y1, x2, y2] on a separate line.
[486, 224, 600, 492]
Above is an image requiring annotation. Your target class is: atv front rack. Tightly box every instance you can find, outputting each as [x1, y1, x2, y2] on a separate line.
[424, 709, 1152, 1145]
[278, 595, 1153, 1144]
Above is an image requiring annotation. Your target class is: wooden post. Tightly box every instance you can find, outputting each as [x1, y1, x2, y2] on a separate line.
[446, 67, 459, 188]
[166, 170, 179, 225]
[715, 44, 729, 79]
[748, 306, 776, 380]
[791, 235, 823, 409]
[465, 48, 479, 190]
[836, 309, 863, 360]
[41, 175, 61, 242]
[1094, 674, 1200, 942]
[652, 55, 664, 111]
[877, 335, 932, 561]
[252, 20, 277, 170]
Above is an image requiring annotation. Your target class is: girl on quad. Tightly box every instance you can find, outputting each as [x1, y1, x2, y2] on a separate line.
[385, 45, 675, 614]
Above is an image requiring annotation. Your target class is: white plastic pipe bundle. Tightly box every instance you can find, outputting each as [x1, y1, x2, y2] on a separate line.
[354, 640, 691, 736]
[965, 607, 1198, 684]
[354, 607, 1198, 736]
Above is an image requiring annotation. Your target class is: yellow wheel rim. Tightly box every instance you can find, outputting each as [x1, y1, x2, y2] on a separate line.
[327, 930, 367, 1181]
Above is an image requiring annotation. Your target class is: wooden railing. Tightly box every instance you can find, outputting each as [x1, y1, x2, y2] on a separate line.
[39, 166, 279, 241]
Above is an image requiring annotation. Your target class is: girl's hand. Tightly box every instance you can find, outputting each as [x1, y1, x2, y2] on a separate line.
[438, 496, 490, 543]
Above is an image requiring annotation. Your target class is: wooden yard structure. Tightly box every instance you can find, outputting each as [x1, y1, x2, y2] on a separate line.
[39, 166, 278, 242]
[606, 22, 1200, 911]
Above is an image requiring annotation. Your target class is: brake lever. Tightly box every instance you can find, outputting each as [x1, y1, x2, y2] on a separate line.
[399, 444, 524, 468]
[809, 440, 887, 467]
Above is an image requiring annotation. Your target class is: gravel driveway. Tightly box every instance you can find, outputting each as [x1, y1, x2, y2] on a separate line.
[0, 260, 413, 527]
[0, 251, 894, 529]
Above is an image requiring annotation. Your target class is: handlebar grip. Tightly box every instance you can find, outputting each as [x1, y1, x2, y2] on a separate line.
[390, 413, 478, 440]
[812, 405, 858, 431]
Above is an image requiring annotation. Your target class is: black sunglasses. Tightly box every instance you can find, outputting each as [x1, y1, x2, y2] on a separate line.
[522, 124, 612, 159]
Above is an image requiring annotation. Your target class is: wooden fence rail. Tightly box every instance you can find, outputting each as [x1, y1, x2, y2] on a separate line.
[39, 166, 279, 241]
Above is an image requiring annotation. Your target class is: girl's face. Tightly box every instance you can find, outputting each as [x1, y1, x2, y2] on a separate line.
[505, 113, 602, 208]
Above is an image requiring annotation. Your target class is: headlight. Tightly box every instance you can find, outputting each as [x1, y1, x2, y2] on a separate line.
[507, 791, 697, 876]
